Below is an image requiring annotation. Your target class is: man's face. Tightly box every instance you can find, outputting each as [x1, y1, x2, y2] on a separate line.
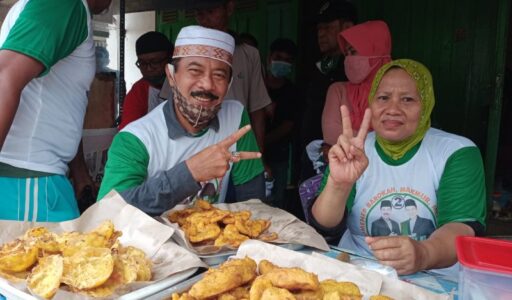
[317, 19, 342, 55]
[170, 56, 230, 109]
[406, 205, 418, 218]
[136, 51, 169, 82]
[269, 50, 294, 64]
[195, 4, 231, 31]
[381, 206, 391, 220]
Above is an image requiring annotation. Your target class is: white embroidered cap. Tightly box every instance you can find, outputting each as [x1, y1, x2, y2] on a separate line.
[173, 25, 235, 66]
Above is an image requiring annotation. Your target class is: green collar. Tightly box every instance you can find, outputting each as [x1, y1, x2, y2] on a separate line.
[375, 140, 422, 166]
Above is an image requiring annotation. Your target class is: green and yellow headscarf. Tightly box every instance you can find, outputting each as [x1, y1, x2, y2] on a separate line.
[368, 59, 435, 160]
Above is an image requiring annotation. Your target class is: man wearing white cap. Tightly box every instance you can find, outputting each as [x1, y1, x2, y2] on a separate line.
[98, 26, 265, 215]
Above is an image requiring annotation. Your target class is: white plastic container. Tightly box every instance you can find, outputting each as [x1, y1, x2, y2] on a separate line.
[456, 236, 512, 299]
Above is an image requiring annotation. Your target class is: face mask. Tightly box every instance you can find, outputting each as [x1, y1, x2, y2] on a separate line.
[171, 84, 221, 128]
[270, 60, 292, 78]
[344, 56, 373, 84]
[145, 74, 166, 86]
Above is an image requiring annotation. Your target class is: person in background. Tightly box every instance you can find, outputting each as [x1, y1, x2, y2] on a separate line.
[311, 59, 486, 276]
[118, 31, 174, 129]
[192, 0, 272, 158]
[98, 25, 265, 216]
[0, 0, 112, 222]
[322, 20, 392, 147]
[238, 32, 258, 48]
[263, 38, 299, 209]
[299, 0, 357, 183]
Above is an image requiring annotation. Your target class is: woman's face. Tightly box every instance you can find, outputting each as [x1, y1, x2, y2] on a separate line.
[370, 68, 422, 142]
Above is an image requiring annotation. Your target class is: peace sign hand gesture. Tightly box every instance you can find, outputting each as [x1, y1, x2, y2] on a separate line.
[186, 125, 261, 183]
[328, 105, 372, 186]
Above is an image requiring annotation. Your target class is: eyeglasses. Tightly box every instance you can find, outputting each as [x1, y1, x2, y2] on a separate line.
[135, 57, 167, 69]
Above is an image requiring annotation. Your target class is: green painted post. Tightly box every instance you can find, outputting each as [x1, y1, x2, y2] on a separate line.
[485, 0, 510, 208]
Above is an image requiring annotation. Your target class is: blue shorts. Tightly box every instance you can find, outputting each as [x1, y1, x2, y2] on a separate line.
[0, 175, 79, 222]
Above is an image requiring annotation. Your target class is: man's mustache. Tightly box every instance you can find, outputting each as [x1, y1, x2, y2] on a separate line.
[190, 90, 219, 101]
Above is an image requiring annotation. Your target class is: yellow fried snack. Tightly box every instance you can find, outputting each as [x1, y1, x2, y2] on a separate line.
[214, 224, 249, 248]
[370, 295, 394, 300]
[323, 291, 362, 300]
[293, 288, 324, 300]
[183, 221, 222, 244]
[217, 286, 250, 300]
[258, 232, 279, 242]
[263, 267, 320, 291]
[27, 255, 63, 299]
[320, 280, 362, 298]
[0, 270, 29, 283]
[168, 202, 277, 250]
[118, 246, 152, 281]
[194, 199, 214, 210]
[188, 257, 257, 299]
[23, 227, 60, 253]
[235, 218, 270, 238]
[61, 247, 114, 290]
[260, 286, 296, 300]
[249, 276, 274, 300]
[258, 259, 278, 275]
[0, 240, 38, 272]
[222, 210, 251, 224]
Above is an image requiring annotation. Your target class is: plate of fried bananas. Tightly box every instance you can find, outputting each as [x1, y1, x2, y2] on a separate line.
[169, 257, 395, 300]
[166, 200, 280, 255]
[0, 221, 152, 299]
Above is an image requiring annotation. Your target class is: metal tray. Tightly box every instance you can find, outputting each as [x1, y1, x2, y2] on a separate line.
[199, 243, 305, 266]
[0, 268, 198, 300]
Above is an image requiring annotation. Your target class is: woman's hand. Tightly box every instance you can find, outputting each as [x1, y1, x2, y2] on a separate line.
[328, 106, 372, 185]
[365, 235, 429, 275]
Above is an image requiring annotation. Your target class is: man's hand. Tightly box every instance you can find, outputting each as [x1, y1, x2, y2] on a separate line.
[366, 235, 429, 275]
[186, 125, 261, 182]
[328, 105, 371, 186]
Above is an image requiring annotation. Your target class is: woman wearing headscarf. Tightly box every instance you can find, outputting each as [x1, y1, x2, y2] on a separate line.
[322, 20, 392, 146]
[311, 59, 486, 276]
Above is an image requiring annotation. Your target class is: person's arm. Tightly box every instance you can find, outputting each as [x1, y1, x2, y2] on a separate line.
[322, 82, 347, 146]
[118, 80, 149, 130]
[312, 106, 372, 227]
[0, 51, 43, 149]
[265, 120, 293, 146]
[367, 146, 487, 275]
[98, 132, 201, 216]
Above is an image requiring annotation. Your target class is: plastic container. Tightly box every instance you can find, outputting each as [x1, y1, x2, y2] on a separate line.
[456, 236, 512, 299]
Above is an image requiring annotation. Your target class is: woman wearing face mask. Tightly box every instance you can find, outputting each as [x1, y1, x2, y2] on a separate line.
[263, 38, 299, 209]
[322, 20, 392, 147]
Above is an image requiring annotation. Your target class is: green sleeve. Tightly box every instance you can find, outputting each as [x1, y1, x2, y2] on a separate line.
[231, 108, 264, 185]
[437, 147, 487, 228]
[97, 132, 150, 200]
[1, 0, 88, 75]
[316, 167, 357, 214]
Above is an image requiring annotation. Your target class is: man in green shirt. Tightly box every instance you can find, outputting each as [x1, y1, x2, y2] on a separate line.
[98, 25, 265, 215]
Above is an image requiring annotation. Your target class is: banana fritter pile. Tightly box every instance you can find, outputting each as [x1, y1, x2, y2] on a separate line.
[168, 200, 278, 250]
[171, 257, 394, 300]
[0, 220, 152, 299]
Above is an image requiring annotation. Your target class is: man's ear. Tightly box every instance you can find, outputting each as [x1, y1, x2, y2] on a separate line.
[165, 64, 176, 86]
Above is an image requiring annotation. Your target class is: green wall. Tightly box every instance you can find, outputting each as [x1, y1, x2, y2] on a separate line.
[156, 0, 299, 63]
